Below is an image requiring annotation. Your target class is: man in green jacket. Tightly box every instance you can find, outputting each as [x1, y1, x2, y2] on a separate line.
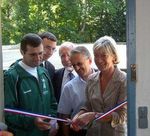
[4, 33, 57, 136]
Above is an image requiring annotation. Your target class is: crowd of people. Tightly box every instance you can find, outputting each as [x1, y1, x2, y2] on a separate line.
[2, 32, 127, 136]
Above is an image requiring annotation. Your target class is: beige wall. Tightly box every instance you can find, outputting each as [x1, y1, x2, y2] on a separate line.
[136, 0, 150, 135]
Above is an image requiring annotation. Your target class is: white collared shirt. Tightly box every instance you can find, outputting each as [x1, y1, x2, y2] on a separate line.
[61, 68, 76, 95]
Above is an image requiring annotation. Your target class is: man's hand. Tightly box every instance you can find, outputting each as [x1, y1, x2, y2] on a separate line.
[34, 117, 51, 130]
[48, 120, 58, 136]
[0, 131, 13, 136]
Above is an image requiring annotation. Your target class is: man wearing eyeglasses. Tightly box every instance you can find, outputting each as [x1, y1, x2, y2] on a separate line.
[39, 32, 57, 80]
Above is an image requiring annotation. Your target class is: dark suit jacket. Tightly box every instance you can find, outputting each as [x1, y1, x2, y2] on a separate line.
[52, 68, 65, 103]
[44, 60, 55, 81]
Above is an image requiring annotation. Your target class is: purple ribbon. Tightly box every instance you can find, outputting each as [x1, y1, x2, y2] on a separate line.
[95, 100, 127, 121]
[4, 108, 70, 123]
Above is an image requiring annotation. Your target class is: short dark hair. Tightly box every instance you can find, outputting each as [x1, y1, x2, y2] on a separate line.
[39, 32, 57, 42]
[21, 33, 42, 53]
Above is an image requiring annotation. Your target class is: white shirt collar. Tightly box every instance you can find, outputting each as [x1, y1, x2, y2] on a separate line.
[19, 61, 38, 79]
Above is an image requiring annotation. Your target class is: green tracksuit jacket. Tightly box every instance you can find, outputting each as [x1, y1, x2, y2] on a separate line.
[4, 62, 57, 136]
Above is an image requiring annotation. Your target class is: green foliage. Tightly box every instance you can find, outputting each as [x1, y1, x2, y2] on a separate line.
[1, 0, 126, 45]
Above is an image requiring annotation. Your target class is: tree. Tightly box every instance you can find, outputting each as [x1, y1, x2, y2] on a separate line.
[1, 0, 126, 45]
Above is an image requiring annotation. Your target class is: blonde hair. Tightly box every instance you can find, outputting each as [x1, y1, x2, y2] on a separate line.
[93, 36, 119, 64]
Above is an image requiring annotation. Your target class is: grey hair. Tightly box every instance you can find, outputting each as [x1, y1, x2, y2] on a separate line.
[59, 42, 76, 56]
[71, 46, 91, 59]
[93, 36, 119, 64]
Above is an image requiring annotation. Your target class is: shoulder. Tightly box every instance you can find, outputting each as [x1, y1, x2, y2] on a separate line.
[4, 65, 21, 85]
[45, 61, 55, 69]
[85, 72, 99, 90]
[53, 68, 65, 79]
[37, 66, 49, 76]
[88, 71, 99, 81]
[63, 77, 78, 89]
[114, 67, 126, 81]
[110, 67, 127, 88]
[55, 68, 65, 74]
[4, 63, 19, 77]
[61, 79, 79, 101]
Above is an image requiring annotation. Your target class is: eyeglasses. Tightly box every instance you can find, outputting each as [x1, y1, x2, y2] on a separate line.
[44, 46, 56, 52]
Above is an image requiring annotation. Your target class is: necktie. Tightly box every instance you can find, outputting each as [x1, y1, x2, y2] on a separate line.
[68, 72, 75, 80]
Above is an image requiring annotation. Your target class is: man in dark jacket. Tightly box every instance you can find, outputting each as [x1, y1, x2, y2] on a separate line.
[39, 32, 57, 80]
[53, 42, 76, 103]
[4, 33, 57, 136]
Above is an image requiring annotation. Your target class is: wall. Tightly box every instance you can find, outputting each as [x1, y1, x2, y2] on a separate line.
[136, 0, 150, 135]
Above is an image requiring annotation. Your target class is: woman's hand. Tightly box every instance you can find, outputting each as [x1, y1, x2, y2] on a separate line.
[100, 114, 112, 122]
[71, 112, 96, 131]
